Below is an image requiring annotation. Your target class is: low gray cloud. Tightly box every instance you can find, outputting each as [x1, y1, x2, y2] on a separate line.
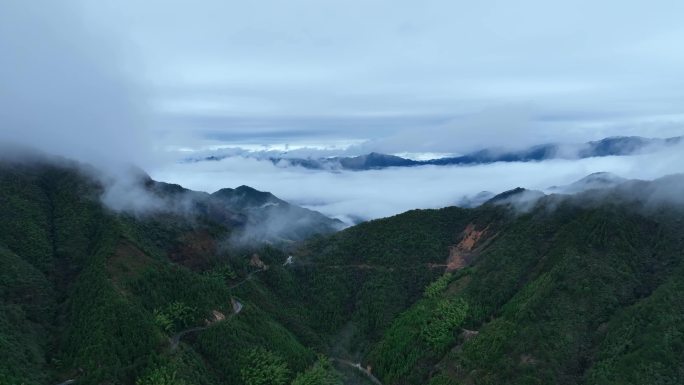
[76, 0, 684, 153]
[0, 2, 176, 215]
[0, 1, 157, 170]
[151, 142, 684, 222]
[4, 1, 684, 158]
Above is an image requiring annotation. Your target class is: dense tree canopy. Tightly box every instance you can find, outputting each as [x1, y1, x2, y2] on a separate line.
[2, 159, 684, 385]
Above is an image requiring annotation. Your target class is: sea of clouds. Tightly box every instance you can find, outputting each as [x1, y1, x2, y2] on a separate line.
[150, 142, 684, 223]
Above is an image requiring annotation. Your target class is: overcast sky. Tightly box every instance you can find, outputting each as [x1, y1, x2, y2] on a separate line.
[3, 1, 684, 156]
[77, 0, 684, 154]
[1, 1, 683, 220]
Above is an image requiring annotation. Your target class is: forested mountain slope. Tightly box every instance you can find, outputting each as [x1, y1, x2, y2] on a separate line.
[2, 154, 684, 385]
[0, 157, 339, 385]
[351, 181, 684, 385]
[234, 175, 684, 385]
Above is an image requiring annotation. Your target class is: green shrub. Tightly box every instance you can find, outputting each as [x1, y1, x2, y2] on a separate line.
[291, 356, 342, 385]
[239, 347, 291, 385]
[136, 366, 186, 385]
[421, 298, 468, 349]
[425, 273, 453, 298]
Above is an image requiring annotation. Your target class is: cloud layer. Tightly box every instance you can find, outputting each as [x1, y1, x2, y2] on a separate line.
[78, 0, 684, 153]
[3, 2, 683, 160]
[2, 2, 682, 224]
[0, 1, 156, 170]
[151, 142, 684, 223]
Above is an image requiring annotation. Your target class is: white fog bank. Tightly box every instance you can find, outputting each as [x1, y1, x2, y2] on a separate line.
[151, 143, 684, 223]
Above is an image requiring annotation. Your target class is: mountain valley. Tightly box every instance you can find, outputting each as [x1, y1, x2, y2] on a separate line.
[2, 154, 684, 385]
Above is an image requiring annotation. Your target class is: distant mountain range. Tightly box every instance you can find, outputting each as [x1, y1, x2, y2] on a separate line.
[547, 171, 628, 194]
[456, 172, 637, 209]
[192, 135, 682, 171]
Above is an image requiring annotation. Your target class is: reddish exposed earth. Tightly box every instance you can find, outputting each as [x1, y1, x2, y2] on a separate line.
[446, 224, 489, 271]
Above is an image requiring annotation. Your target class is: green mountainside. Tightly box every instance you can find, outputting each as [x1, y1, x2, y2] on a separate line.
[1, 155, 684, 385]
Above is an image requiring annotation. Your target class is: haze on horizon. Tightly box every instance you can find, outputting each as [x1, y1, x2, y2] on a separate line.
[1, 0, 683, 221]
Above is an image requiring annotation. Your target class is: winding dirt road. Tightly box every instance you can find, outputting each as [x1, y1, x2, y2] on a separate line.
[169, 299, 243, 351]
[169, 267, 263, 351]
[331, 358, 383, 385]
